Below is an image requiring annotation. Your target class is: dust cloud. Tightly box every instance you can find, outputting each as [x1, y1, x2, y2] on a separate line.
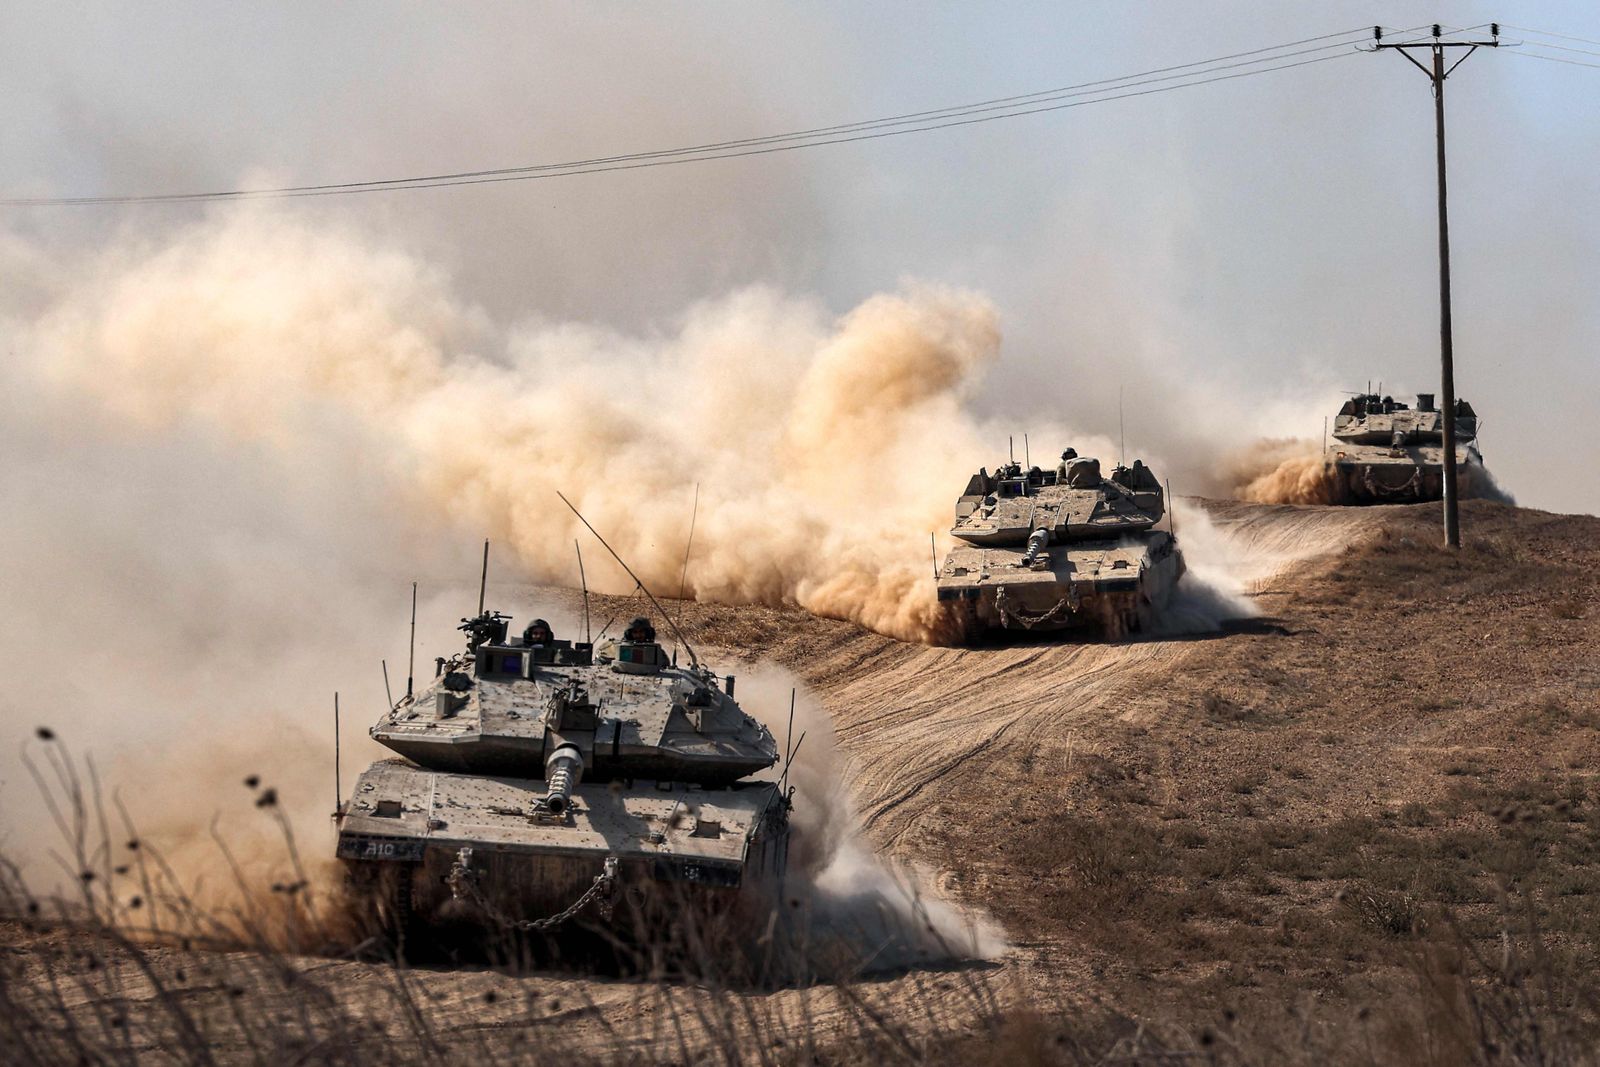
[0, 207, 1282, 922]
[1224, 438, 1341, 506]
[735, 666, 1007, 967]
[1150, 504, 1256, 634]
[0, 207, 1019, 916]
[18, 210, 1008, 645]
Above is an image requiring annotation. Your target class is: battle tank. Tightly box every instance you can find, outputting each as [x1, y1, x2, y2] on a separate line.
[336, 610, 790, 960]
[1327, 392, 1485, 504]
[935, 451, 1185, 641]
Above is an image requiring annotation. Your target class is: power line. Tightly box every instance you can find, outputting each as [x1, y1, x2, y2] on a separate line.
[1507, 49, 1600, 70]
[642, 25, 1383, 154]
[1500, 24, 1600, 49]
[4, 29, 1381, 207]
[1514, 39, 1600, 59]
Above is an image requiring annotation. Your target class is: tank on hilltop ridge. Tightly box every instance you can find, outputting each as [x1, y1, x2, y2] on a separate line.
[1327, 392, 1487, 504]
[935, 450, 1185, 641]
[336, 607, 791, 961]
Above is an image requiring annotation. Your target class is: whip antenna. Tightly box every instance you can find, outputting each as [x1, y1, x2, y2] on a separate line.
[674, 483, 700, 652]
[406, 581, 417, 699]
[477, 539, 490, 615]
[557, 491, 700, 669]
[779, 688, 798, 793]
[575, 539, 592, 645]
[332, 692, 342, 820]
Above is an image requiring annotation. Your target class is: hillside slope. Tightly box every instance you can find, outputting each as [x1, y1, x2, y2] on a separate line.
[661, 498, 1600, 1020]
[5, 499, 1598, 1060]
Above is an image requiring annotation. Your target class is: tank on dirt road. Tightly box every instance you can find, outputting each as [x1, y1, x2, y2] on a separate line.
[336, 610, 790, 961]
[935, 451, 1185, 641]
[1327, 392, 1486, 504]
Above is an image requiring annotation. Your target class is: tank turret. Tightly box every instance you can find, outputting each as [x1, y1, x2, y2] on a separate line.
[365, 613, 776, 783]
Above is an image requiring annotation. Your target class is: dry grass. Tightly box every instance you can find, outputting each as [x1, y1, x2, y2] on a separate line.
[6, 500, 1600, 1063]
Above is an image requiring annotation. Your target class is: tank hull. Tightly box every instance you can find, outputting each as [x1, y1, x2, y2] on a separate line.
[1328, 442, 1486, 505]
[936, 531, 1184, 641]
[336, 764, 789, 965]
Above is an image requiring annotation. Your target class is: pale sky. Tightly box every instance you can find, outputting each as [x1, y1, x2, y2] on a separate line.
[3, 2, 1596, 513]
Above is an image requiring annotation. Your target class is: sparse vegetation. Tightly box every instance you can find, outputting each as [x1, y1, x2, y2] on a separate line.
[6, 500, 1600, 1063]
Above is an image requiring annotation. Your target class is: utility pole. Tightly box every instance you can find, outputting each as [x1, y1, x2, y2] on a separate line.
[1372, 24, 1499, 549]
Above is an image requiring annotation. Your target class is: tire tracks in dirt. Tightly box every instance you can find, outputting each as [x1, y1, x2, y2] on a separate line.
[751, 501, 1386, 857]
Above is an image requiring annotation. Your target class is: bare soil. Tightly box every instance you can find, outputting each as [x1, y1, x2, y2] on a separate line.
[6, 498, 1599, 1062]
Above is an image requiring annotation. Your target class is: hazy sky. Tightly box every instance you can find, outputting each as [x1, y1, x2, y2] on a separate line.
[3, 1, 1597, 512]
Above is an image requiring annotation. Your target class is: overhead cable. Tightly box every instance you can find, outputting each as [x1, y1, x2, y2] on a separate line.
[3, 28, 1381, 207]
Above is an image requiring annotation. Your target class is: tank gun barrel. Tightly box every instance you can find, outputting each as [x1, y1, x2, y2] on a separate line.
[543, 744, 584, 815]
[1022, 527, 1049, 565]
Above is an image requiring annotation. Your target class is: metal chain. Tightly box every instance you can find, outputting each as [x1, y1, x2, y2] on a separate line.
[995, 585, 1075, 630]
[447, 848, 618, 932]
[1362, 466, 1423, 498]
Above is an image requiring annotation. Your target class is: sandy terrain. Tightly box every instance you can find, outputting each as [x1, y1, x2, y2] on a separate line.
[5, 498, 1598, 1062]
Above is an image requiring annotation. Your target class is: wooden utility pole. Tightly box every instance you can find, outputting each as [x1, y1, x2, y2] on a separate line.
[1373, 24, 1498, 548]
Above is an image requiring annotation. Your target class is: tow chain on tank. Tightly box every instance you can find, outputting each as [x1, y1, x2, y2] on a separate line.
[447, 847, 618, 931]
[995, 586, 1075, 630]
[1363, 466, 1422, 498]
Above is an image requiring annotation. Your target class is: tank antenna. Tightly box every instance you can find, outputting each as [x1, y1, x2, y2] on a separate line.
[930, 532, 939, 580]
[381, 659, 394, 710]
[1023, 433, 1030, 469]
[783, 732, 807, 791]
[674, 483, 700, 645]
[574, 539, 592, 646]
[1008, 435, 1014, 464]
[557, 491, 700, 669]
[406, 581, 417, 700]
[477, 539, 490, 615]
[332, 691, 342, 820]
[779, 688, 796, 793]
[1167, 479, 1178, 538]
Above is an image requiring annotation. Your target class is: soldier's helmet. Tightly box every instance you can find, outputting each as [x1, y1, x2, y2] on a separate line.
[1061, 448, 1078, 460]
[525, 618, 552, 642]
[625, 616, 656, 642]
